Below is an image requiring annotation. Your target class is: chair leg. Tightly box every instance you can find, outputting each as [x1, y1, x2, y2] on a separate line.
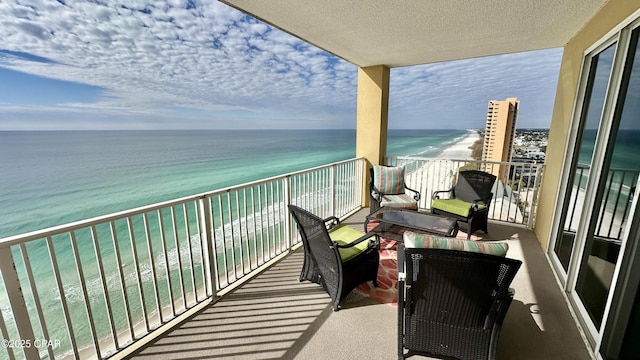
[482, 214, 489, 233]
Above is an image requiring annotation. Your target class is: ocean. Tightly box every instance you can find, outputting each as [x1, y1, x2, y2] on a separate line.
[0, 129, 471, 358]
[0, 129, 469, 239]
[575, 129, 640, 195]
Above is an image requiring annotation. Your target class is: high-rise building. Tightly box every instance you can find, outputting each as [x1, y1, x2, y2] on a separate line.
[481, 97, 519, 178]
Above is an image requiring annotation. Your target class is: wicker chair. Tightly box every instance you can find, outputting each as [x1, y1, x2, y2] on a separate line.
[431, 170, 496, 239]
[369, 165, 421, 212]
[288, 205, 380, 311]
[397, 244, 521, 360]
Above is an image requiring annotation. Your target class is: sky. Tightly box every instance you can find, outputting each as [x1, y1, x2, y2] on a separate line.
[0, 0, 563, 130]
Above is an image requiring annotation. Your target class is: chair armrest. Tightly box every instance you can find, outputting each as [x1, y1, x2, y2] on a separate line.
[405, 185, 421, 201]
[432, 188, 453, 200]
[323, 216, 340, 230]
[370, 182, 383, 199]
[471, 200, 486, 210]
[471, 192, 494, 211]
[334, 232, 379, 249]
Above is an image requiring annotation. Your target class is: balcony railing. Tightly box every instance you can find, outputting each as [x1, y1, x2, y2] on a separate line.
[564, 165, 638, 242]
[1, 156, 558, 360]
[0, 158, 364, 360]
[386, 156, 545, 228]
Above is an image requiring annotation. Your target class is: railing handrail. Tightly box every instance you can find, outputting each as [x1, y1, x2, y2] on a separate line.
[388, 155, 544, 166]
[0, 157, 365, 360]
[386, 155, 544, 165]
[575, 163, 639, 173]
[385, 156, 546, 229]
[0, 157, 365, 247]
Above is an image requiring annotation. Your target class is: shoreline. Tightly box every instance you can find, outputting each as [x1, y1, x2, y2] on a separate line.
[437, 130, 480, 160]
[402, 130, 481, 209]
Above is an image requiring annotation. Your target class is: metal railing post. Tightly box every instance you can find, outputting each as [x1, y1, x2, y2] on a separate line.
[330, 165, 336, 216]
[198, 195, 217, 300]
[527, 164, 543, 230]
[0, 158, 366, 360]
[0, 246, 40, 360]
[283, 176, 292, 251]
[360, 158, 366, 209]
[386, 156, 547, 227]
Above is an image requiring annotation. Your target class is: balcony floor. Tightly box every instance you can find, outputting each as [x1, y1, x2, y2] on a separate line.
[131, 208, 592, 360]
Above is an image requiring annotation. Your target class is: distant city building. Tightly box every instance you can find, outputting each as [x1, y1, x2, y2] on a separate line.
[481, 97, 520, 179]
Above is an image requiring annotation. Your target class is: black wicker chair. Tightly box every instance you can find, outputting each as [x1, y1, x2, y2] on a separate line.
[369, 165, 421, 213]
[397, 245, 521, 360]
[288, 205, 380, 311]
[431, 170, 496, 239]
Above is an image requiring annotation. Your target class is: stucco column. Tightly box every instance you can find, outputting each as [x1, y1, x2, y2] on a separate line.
[356, 65, 390, 206]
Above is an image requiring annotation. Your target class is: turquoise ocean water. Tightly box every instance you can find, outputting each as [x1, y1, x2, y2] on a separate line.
[576, 129, 640, 199]
[0, 129, 470, 358]
[0, 129, 470, 239]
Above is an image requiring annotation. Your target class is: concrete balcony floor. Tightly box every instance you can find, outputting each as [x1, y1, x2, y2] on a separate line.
[131, 208, 592, 360]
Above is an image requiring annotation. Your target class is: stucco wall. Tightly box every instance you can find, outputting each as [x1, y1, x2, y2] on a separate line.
[535, 0, 640, 250]
[355, 65, 390, 205]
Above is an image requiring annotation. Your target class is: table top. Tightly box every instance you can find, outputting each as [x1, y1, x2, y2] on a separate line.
[367, 207, 458, 239]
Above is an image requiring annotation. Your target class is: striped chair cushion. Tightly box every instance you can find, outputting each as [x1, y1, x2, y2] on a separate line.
[403, 231, 508, 257]
[380, 194, 418, 209]
[373, 165, 405, 194]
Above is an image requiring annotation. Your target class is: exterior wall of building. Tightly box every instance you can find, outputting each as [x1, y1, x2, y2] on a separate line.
[355, 65, 390, 206]
[535, 0, 640, 250]
[482, 97, 519, 179]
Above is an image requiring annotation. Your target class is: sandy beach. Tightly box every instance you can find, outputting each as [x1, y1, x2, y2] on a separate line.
[438, 130, 480, 159]
[402, 131, 480, 208]
[402, 130, 533, 224]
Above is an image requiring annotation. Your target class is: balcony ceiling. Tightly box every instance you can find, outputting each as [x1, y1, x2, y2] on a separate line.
[221, 0, 608, 68]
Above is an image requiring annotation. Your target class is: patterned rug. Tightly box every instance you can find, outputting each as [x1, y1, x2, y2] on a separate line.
[354, 238, 400, 306]
[353, 225, 477, 307]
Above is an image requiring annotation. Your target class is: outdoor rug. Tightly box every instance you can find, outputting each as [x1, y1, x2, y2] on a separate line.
[353, 230, 477, 307]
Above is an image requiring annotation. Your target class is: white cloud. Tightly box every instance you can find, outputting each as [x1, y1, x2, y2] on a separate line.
[0, 0, 562, 129]
[0, 0, 358, 128]
[390, 49, 563, 129]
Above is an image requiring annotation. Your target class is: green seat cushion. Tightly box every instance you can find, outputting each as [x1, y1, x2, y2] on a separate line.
[403, 231, 508, 257]
[431, 198, 486, 217]
[329, 224, 375, 262]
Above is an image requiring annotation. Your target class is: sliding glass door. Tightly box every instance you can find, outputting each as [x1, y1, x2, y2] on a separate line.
[575, 27, 640, 331]
[551, 18, 640, 359]
[553, 43, 617, 273]
[597, 27, 640, 360]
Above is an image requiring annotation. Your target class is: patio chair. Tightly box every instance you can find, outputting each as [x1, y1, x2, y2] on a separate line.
[288, 205, 380, 311]
[431, 170, 496, 239]
[397, 231, 521, 360]
[369, 165, 421, 212]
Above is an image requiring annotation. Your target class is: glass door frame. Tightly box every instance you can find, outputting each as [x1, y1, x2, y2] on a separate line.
[599, 194, 640, 359]
[548, 37, 619, 284]
[548, 16, 640, 351]
[548, 34, 622, 285]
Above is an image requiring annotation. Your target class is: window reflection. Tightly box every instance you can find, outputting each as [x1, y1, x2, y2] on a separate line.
[554, 44, 617, 271]
[577, 29, 640, 330]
